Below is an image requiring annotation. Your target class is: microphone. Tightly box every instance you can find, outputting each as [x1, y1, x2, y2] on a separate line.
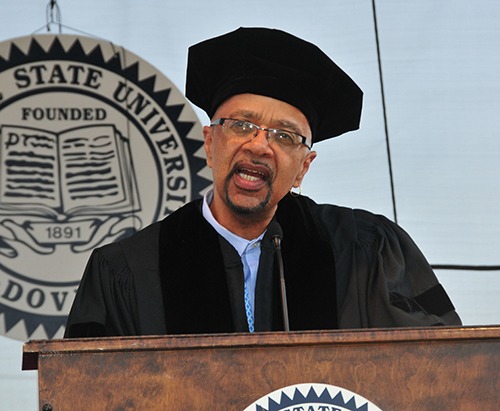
[267, 221, 290, 332]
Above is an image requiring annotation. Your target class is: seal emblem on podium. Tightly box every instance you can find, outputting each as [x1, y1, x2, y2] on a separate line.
[244, 383, 383, 411]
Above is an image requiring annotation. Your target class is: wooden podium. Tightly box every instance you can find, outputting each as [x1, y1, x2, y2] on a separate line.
[23, 326, 500, 410]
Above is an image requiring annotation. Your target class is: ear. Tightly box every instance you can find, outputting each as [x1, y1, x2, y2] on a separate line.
[293, 150, 317, 187]
[203, 125, 213, 168]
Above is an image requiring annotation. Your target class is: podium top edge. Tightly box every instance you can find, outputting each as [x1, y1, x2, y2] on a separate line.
[22, 325, 500, 370]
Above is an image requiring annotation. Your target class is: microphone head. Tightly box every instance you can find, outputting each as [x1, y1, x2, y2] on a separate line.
[267, 220, 283, 247]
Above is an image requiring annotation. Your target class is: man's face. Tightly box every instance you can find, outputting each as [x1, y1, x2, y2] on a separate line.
[203, 93, 316, 224]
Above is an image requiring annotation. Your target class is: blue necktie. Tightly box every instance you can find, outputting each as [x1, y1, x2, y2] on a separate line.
[244, 283, 255, 332]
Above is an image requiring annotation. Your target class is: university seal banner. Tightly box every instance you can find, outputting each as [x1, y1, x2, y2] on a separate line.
[0, 34, 209, 341]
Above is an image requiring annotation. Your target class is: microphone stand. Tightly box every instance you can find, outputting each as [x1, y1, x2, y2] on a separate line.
[272, 233, 290, 332]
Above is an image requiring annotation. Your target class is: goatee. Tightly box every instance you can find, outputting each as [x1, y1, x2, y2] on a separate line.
[224, 165, 273, 215]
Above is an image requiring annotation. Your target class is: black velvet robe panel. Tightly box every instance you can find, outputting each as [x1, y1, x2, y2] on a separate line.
[157, 196, 337, 335]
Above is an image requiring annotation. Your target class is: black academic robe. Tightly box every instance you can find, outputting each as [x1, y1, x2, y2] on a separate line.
[65, 194, 461, 338]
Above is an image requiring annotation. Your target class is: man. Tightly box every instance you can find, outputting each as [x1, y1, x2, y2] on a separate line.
[65, 28, 461, 338]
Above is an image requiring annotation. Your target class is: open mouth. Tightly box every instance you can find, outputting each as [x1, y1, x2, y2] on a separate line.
[237, 167, 267, 182]
[230, 162, 272, 190]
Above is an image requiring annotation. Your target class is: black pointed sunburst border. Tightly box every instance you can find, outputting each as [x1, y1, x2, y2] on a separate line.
[256, 385, 375, 411]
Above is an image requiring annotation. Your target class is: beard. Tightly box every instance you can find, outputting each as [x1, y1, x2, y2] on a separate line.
[224, 165, 273, 215]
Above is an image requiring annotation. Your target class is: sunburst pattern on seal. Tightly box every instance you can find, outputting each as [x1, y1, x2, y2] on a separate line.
[257, 386, 369, 411]
[0, 301, 66, 339]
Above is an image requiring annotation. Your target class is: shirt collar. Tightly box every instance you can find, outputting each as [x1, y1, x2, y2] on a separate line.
[202, 189, 264, 256]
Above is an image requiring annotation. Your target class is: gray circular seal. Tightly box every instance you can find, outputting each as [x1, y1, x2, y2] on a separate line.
[0, 34, 210, 340]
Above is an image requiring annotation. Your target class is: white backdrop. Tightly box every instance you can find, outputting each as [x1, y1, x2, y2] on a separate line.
[0, 1, 499, 409]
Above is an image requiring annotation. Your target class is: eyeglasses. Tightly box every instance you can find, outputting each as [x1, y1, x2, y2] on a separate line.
[210, 118, 311, 151]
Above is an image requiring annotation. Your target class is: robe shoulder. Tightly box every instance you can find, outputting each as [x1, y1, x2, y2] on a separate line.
[300, 196, 462, 328]
[65, 222, 166, 337]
